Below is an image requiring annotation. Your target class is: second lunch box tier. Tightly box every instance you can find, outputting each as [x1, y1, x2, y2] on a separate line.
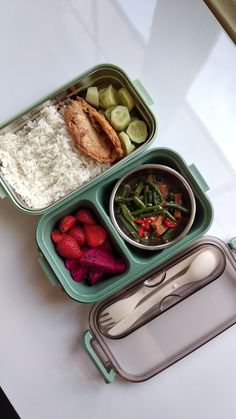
[36, 147, 213, 303]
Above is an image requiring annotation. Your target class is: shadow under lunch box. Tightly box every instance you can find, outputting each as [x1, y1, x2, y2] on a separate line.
[1, 64, 236, 384]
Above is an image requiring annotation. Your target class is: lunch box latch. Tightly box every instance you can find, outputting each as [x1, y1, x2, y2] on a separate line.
[228, 237, 236, 260]
[38, 254, 60, 287]
[188, 164, 209, 192]
[133, 79, 154, 107]
[82, 331, 116, 384]
[0, 184, 7, 199]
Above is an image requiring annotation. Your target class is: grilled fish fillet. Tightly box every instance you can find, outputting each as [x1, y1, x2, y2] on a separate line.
[64, 97, 123, 163]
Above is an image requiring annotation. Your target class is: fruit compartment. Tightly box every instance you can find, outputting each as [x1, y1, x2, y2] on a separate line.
[95, 147, 213, 266]
[0, 64, 156, 215]
[36, 193, 138, 303]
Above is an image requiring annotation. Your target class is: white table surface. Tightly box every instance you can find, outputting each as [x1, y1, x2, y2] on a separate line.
[0, 1, 236, 418]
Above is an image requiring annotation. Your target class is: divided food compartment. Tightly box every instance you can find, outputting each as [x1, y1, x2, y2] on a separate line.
[0, 64, 156, 214]
[36, 147, 213, 303]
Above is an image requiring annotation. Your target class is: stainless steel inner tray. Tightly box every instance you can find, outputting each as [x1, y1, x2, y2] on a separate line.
[0, 64, 156, 215]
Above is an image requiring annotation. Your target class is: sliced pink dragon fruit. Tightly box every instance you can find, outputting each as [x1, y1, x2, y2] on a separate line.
[71, 266, 88, 282]
[88, 270, 104, 285]
[80, 249, 126, 274]
[80, 249, 116, 272]
[65, 259, 80, 270]
[113, 258, 126, 274]
[97, 239, 113, 255]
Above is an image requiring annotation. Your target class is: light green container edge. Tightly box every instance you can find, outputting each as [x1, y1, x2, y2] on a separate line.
[82, 331, 116, 383]
[0, 63, 157, 216]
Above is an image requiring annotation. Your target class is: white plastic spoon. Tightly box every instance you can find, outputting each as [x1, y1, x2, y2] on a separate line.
[108, 249, 220, 337]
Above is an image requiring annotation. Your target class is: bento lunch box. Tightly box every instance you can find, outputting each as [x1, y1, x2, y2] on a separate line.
[1, 63, 235, 385]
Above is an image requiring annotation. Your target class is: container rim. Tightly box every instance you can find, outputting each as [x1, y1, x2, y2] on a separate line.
[109, 164, 196, 250]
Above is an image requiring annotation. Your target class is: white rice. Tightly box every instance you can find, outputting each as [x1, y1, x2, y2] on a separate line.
[0, 105, 110, 209]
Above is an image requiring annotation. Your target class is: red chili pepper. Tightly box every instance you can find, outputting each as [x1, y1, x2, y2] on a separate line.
[134, 219, 144, 224]
[143, 216, 156, 222]
[137, 226, 145, 237]
[142, 222, 150, 231]
[163, 218, 177, 228]
[134, 216, 156, 224]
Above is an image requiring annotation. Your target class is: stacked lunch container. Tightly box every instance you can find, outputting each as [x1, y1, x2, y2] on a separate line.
[0, 64, 236, 383]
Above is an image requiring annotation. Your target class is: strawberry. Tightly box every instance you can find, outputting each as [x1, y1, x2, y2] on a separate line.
[58, 215, 76, 233]
[56, 235, 81, 260]
[83, 223, 107, 247]
[75, 209, 96, 224]
[51, 229, 64, 243]
[68, 225, 86, 246]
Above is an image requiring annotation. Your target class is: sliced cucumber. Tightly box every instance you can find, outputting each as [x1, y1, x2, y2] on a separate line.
[110, 106, 131, 131]
[105, 106, 118, 122]
[99, 85, 119, 109]
[85, 86, 99, 108]
[119, 132, 135, 155]
[118, 87, 135, 111]
[99, 87, 107, 107]
[99, 87, 107, 95]
[126, 120, 148, 143]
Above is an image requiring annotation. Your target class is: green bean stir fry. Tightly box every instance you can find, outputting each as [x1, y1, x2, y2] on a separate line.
[114, 174, 190, 244]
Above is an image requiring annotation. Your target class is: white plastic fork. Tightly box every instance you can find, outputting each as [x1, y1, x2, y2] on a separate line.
[99, 252, 198, 329]
[99, 272, 165, 329]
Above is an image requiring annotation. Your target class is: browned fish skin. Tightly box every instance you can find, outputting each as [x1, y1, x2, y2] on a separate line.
[64, 97, 123, 163]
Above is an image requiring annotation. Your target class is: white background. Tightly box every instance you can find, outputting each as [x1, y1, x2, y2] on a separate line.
[0, 1, 236, 418]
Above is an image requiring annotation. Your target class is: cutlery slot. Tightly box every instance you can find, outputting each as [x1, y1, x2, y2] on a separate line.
[96, 242, 226, 338]
[84, 236, 236, 382]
